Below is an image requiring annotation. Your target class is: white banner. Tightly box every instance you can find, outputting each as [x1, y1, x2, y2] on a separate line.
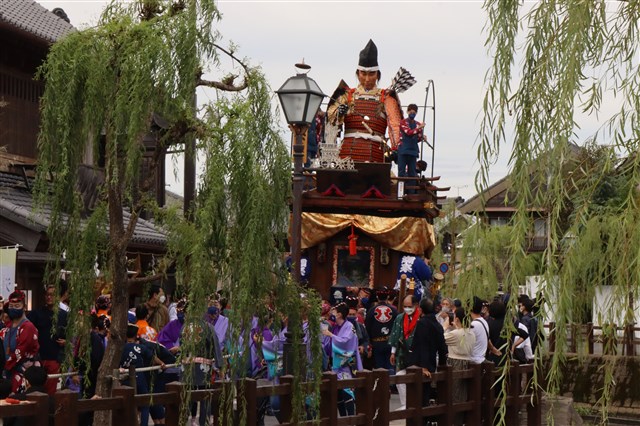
[0, 247, 18, 300]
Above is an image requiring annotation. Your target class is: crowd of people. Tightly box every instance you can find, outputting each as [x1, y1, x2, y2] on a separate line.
[0, 277, 542, 426]
[319, 285, 542, 423]
[0, 284, 227, 426]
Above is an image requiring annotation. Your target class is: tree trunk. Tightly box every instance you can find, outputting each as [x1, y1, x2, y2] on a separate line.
[94, 150, 129, 426]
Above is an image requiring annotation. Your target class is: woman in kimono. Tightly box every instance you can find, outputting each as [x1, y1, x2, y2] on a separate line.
[260, 314, 286, 423]
[322, 302, 362, 417]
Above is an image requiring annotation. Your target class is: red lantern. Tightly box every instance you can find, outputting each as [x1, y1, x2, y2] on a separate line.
[348, 224, 358, 256]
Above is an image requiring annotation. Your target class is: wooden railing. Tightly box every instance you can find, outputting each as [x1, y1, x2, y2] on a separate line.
[0, 362, 540, 426]
[545, 322, 640, 356]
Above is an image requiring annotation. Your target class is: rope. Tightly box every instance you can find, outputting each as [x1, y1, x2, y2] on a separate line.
[47, 371, 79, 379]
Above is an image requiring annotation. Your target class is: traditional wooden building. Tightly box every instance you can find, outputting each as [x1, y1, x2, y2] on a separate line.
[0, 2, 168, 307]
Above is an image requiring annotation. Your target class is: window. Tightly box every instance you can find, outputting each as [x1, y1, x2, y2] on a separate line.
[489, 217, 509, 227]
[533, 218, 547, 237]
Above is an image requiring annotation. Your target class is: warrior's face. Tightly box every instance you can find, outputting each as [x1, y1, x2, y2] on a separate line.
[357, 70, 379, 91]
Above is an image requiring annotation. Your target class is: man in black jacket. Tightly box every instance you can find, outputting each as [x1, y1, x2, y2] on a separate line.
[408, 298, 447, 405]
[27, 281, 69, 395]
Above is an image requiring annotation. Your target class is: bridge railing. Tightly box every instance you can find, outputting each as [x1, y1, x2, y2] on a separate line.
[545, 322, 640, 356]
[0, 361, 540, 426]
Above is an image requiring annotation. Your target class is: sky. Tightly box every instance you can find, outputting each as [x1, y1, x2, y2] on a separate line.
[42, 0, 509, 200]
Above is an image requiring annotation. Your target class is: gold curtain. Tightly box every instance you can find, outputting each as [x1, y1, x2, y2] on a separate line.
[299, 212, 435, 255]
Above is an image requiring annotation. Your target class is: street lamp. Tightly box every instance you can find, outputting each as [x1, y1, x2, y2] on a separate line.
[276, 63, 325, 284]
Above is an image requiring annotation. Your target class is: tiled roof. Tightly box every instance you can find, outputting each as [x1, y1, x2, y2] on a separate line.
[0, 1, 74, 43]
[0, 171, 167, 248]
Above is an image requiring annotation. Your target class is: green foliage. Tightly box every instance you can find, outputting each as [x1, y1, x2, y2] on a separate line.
[481, 1, 640, 423]
[34, 1, 321, 423]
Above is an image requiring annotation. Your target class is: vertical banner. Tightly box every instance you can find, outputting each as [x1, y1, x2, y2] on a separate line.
[0, 247, 18, 300]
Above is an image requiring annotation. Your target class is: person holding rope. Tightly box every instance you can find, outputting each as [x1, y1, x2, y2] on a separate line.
[120, 322, 167, 426]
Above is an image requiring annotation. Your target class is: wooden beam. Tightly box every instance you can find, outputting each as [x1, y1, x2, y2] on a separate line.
[0, 217, 41, 251]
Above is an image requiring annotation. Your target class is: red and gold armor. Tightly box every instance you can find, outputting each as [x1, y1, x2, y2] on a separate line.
[327, 85, 402, 163]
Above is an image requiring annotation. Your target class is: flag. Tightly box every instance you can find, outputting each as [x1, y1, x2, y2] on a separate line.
[0, 247, 17, 300]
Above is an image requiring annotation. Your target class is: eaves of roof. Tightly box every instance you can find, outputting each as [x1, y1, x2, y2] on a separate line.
[458, 176, 511, 214]
[0, 1, 74, 45]
[0, 172, 167, 249]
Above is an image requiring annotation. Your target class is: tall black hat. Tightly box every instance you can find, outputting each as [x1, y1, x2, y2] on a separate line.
[358, 39, 379, 72]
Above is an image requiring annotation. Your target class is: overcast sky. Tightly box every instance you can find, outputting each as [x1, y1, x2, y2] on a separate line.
[43, 0, 511, 200]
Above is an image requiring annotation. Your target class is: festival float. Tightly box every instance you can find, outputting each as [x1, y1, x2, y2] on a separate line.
[286, 40, 448, 301]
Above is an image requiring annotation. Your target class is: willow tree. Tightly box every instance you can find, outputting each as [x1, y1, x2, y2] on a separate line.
[35, 1, 317, 424]
[473, 0, 640, 423]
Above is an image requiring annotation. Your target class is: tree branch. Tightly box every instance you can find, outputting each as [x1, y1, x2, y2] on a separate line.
[128, 272, 164, 286]
[195, 42, 252, 92]
[197, 78, 248, 92]
[213, 42, 251, 76]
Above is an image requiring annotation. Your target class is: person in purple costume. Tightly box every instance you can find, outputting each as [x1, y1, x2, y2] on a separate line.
[248, 316, 263, 378]
[158, 300, 186, 354]
[260, 316, 287, 423]
[322, 302, 362, 417]
[205, 306, 228, 352]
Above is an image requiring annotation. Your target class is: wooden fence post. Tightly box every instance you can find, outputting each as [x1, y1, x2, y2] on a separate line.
[113, 385, 137, 426]
[505, 361, 521, 425]
[164, 381, 185, 426]
[26, 391, 49, 426]
[128, 365, 137, 391]
[570, 323, 577, 353]
[405, 366, 423, 426]
[438, 364, 454, 426]
[218, 381, 233, 426]
[548, 322, 556, 353]
[481, 361, 495, 426]
[587, 322, 594, 355]
[238, 378, 258, 426]
[354, 369, 373, 423]
[54, 389, 79, 426]
[625, 324, 635, 356]
[279, 375, 294, 423]
[371, 368, 390, 426]
[469, 363, 483, 425]
[320, 372, 338, 425]
[527, 370, 542, 426]
[603, 323, 616, 355]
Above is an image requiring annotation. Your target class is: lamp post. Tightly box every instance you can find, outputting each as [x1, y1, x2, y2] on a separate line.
[277, 63, 325, 377]
[276, 63, 325, 284]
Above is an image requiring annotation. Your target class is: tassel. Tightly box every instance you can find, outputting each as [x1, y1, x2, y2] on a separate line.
[348, 224, 358, 256]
